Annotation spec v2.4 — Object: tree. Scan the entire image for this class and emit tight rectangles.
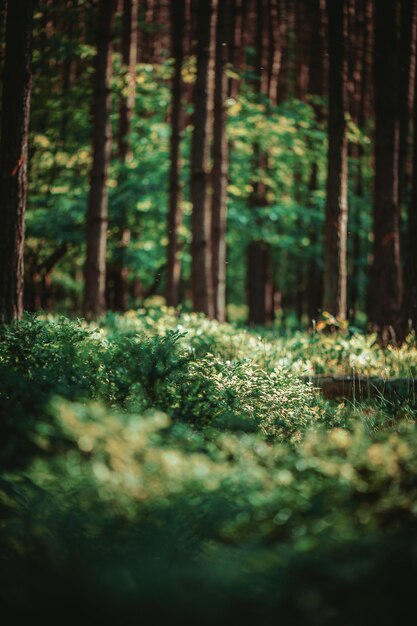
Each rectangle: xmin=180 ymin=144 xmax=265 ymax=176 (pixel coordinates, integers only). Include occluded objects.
xmin=84 ymin=0 xmax=117 ymax=319
xmin=247 ymin=0 xmax=276 ymax=326
xmin=0 ymin=0 xmax=36 ymax=323
xmin=405 ymin=0 xmax=417 ymax=332
xmin=306 ymin=0 xmax=326 ymax=324
xmin=347 ymin=0 xmax=373 ymax=322
xmin=322 ymin=0 xmax=348 ymax=319
xmin=211 ymin=0 xmax=230 ymax=322
xmin=190 ymin=0 xmax=217 ymax=316
xmin=371 ymin=0 xmax=402 ymax=341
xmin=166 ymin=0 xmax=186 ymax=308
xmin=398 ymin=0 xmax=416 ymax=211
xmin=112 ymin=0 xmax=139 ymax=311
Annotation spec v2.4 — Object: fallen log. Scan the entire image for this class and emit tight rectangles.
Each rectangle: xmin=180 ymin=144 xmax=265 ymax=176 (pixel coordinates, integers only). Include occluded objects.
xmin=300 ymin=375 xmax=417 ymax=401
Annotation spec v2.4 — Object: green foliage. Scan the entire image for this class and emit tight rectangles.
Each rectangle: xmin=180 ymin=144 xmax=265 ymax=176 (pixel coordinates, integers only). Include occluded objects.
xmin=1 ymin=315 xmax=417 ymax=619
xmin=1 ymin=395 xmax=417 ymax=621
xmin=26 ymin=33 xmax=375 ymax=313
xmin=103 ymin=307 xmax=417 ymax=377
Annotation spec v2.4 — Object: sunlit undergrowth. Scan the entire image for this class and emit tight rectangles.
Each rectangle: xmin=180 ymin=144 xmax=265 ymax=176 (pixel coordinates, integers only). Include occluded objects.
xmin=102 ymin=307 xmax=417 ymax=377
xmin=1 ymin=312 xmax=417 ymax=621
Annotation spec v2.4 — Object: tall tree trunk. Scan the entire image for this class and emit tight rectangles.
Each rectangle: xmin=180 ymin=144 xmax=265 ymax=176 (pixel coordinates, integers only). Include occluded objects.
xmin=113 ymin=0 xmax=138 ymax=312
xmin=190 ymin=0 xmax=217 ymax=316
xmin=166 ymin=0 xmax=186 ymax=307
xmin=228 ymin=0 xmax=245 ymax=99
xmin=322 ymin=0 xmax=348 ymax=319
xmin=0 ymin=0 xmax=35 ymax=323
xmin=84 ymin=0 xmax=117 ymax=319
xmin=372 ymin=0 xmax=403 ymax=341
xmin=0 ymin=0 xmax=8 ymax=130
xmin=405 ymin=0 xmax=417 ymax=332
xmin=211 ymin=0 xmax=229 ymax=322
xmin=247 ymin=0 xmax=274 ymax=326
xmin=398 ymin=0 xmax=417 ymax=210
xmin=306 ymin=0 xmax=325 ymax=325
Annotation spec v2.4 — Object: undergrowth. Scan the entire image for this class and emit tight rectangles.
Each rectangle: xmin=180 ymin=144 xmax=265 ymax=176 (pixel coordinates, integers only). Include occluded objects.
xmin=1 ymin=311 xmax=417 ymax=623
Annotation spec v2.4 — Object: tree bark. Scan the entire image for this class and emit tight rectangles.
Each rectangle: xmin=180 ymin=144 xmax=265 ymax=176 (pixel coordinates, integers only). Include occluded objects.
xmin=211 ymin=0 xmax=229 ymax=322
xmin=247 ymin=241 xmax=274 ymax=326
xmin=84 ymin=0 xmax=117 ymax=319
xmin=0 ymin=0 xmax=8 ymax=130
xmin=306 ymin=0 xmax=325 ymax=325
xmin=227 ymin=0 xmax=245 ymax=99
xmin=246 ymin=0 xmax=275 ymax=326
xmin=112 ymin=0 xmax=138 ymax=312
xmin=0 ymin=0 xmax=35 ymax=323
xmin=398 ymin=0 xmax=417 ymax=210
xmin=406 ymin=1 xmax=417 ymax=332
xmin=166 ymin=0 xmax=186 ymax=308
xmin=190 ymin=0 xmax=217 ymax=316
xmin=371 ymin=0 xmax=403 ymax=341
xmin=322 ymin=0 xmax=348 ymax=319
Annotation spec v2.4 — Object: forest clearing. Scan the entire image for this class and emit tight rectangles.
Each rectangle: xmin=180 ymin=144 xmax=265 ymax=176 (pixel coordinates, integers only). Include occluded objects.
xmin=1 ymin=0 xmax=417 ymax=622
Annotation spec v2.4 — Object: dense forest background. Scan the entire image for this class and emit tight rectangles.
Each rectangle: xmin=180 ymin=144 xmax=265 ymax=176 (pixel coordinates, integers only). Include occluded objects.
xmin=0 ymin=0 xmax=416 ymax=338
xmin=3 ymin=2 xmax=417 ymax=620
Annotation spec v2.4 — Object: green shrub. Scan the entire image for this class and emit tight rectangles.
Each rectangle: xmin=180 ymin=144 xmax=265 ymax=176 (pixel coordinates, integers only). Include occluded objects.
xmin=2 ymin=311 xmax=417 ymax=621
xmin=1 ymin=399 xmax=417 ymax=622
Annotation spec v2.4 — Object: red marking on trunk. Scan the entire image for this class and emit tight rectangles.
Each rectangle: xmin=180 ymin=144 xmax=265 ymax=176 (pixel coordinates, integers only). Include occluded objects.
xmin=381 ymin=232 xmax=396 ymax=247
xmin=11 ymin=156 xmax=25 ymax=176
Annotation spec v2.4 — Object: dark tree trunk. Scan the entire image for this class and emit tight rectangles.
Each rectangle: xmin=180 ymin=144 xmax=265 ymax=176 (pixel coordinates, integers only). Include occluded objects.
xmin=190 ymin=0 xmax=217 ymax=316
xmin=247 ymin=0 xmax=274 ymax=326
xmin=112 ymin=0 xmax=138 ymax=312
xmin=348 ymin=0 xmax=371 ymax=322
xmin=84 ymin=0 xmax=117 ymax=319
xmin=371 ymin=0 xmax=403 ymax=341
xmin=247 ymin=241 xmax=274 ymax=326
xmin=398 ymin=0 xmax=417 ymax=210
xmin=322 ymin=0 xmax=348 ymax=319
xmin=0 ymin=0 xmax=35 ymax=323
xmin=211 ymin=0 xmax=229 ymax=322
xmin=406 ymin=1 xmax=417 ymax=332
xmin=306 ymin=0 xmax=325 ymax=325
xmin=228 ymin=0 xmax=246 ymax=99
xmin=308 ymin=0 xmax=326 ymax=103
xmin=166 ymin=0 xmax=186 ymax=308
xmin=0 ymin=0 xmax=8 ymax=127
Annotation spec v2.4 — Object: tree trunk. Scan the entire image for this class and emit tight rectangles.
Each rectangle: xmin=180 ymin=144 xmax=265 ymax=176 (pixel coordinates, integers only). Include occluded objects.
xmin=398 ymin=0 xmax=417 ymax=210
xmin=166 ymin=0 xmax=186 ymax=308
xmin=190 ymin=0 xmax=217 ymax=316
xmin=406 ymin=1 xmax=417 ymax=332
xmin=247 ymin=0 xmax=275 ymax=326
xmin=305 ymin=0 xmax=325 ymax=325
xmin=84 ymin=0 xmax=117 ymax=319
xmin=112 ymin=0 xmax=138 ymax=312
xmin=211 ymin=0 xmax=229 ymax=322
xmin=372 ymin=0 xmax=403 ymax=341
xmin=0 ymin=0 xmax=35 ymax=323
xmin=228 ymin=0 xmax=245 ymax=99
xmin=322 ymin=0 xmax=348 ymax=319
xmin=0 ymin=0 xmax=8 ymax=129
xmin=247 ymin=241 xmax=274 ymax=326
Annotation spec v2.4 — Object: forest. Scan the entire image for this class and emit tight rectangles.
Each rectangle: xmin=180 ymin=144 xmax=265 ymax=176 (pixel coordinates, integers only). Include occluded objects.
xmin=1 ymin=0 xmax=417 ymax=622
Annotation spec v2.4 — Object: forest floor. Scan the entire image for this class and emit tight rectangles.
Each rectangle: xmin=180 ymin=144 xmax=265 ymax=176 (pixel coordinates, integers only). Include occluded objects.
xmin=1 ymin=308 xmax=417 ymax=623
